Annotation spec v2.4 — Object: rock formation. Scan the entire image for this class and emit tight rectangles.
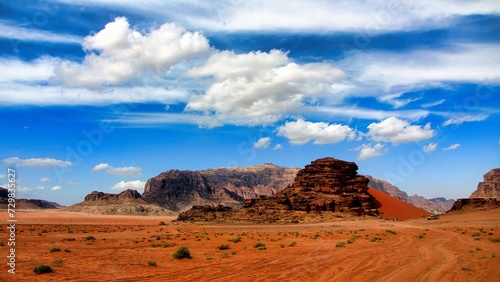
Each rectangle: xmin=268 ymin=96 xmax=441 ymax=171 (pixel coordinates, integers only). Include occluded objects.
xmin=366 ymin=176 xmax=454 ymax=213
xmin=449 ymin=168 xmax=500 ymax=212
xmin=0 ymin=187 xmax=60 ymax=209
xmin=68 ymin=189 xmax=174 ymax=215
xmin=470 ymin=168 xmax=500 ymax=198
xmin=142 ymin=170 xmax=242 ymax=212
xmin=177 ymin=157 xmax=379 ymax=223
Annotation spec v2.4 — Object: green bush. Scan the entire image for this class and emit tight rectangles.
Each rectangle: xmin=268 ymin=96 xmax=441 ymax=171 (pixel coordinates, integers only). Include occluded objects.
xmin=147 ymin=260 xmax=157 ymax=266
xmin=289 ymin=241 xmax=297 ymax=247
xmin=85 ymin=236 xmax=95 ymax=241
xmin=173 ymin=246 xmax=192 ymax=259
xmin=218 ymin=244 xmax=230 ymax=250
xmin=490 ymin=238 xmax=500 ymax=242
xmin=253 ymin=242 xmax=266 ymax=248
xmin=336 ymin=242 xmax=346 ymax=248
xmin=49 ymin=247 xmax=61 ymax=253
xmin=34 ymin=265 xmax=53 ymax=274
xmin=229 ymin=237 xmax=242 ymax=243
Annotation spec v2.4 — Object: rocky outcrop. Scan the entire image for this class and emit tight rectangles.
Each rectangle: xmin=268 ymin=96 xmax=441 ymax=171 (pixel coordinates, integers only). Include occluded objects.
xmin=177 ymin=157 xmax=379 ymax=223
xmin=449 ymin=198 xmax=500 ymax=212
xmin=449 ymin=168 xmax=500 ymax=212
xmin=0 ymin=187 xmax=61 ymax=209
xmin=201 ymin=164 xmax=299 ymax=199
xmin=142 ymin=170 xmax=242 ymax=212
xmin=68 ymin=189 xmax=174 ymax=215
xmin=470 ymin=168 xmax=500 ymax=198
xmin=366 ymin=176 xmax=454 ymax=214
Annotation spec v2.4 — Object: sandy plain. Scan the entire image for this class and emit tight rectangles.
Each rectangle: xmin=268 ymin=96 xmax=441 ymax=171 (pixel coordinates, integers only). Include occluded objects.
xmin=0 ymin=209 xmax=499 ymax=282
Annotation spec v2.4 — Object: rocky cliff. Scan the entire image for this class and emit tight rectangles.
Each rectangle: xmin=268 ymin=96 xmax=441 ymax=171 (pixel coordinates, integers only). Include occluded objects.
xmin=449 ymin=168 xmax=500 ymax=212
xmin=470 ymin=168 xmax=500 ymax=198
xmin=68 ymin=189 xmax=174 ymax=215
xmin=177 ymin=157 xmax=379 ymax=223
xmin=366 ymin=176 xmax=454 ymax=214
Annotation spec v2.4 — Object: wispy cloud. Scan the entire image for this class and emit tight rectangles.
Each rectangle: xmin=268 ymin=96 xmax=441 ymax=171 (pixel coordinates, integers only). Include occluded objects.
xmin=423 ymin=142 xmax=438 ymax=153
xmin=0 ymin=21 xmax=82 ymax=44
xmin=443 ymin=143 xmax=461 ymax=151
xmin=91 ymin=163 xmax=142 ymax=176
xmin=253 ymin=137 xmax=271 ymax=150
xmin=51 ymin=185 xmax=62 ymax=191
xmin=3 ymin=157 xmax=71 ymax=168
xmin=443 ymin=114 xmax=489 ymax=127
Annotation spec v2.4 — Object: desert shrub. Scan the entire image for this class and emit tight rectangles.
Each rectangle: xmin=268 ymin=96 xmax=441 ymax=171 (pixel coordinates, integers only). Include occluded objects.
xmin=258 ymin=246 xmax=267 ymax=250
xmin=229 ymin=237 xmax=241 ymax=243
xmin=220 ymin=252 xmax=229 ymax=258
xmin=173 ymin=246 xmax=192 ymax=259
xmin=371 ymin=237 xmax=382 ymax=242
xmin=490 ymin=238 xmax=500 ymax=242
xmin=206 ymin=256 xmax=214 ymax=260
xmin=289 ymin=241 xmax=297 ymax=247
xmin=0 ymin=242 xmax=4 ymax=246
xmin=159 ymin=221 xmax=166 ymax=226
xmin=85 ymin=236 xmax=95 ymax=241
xmin=279 ymin=243 xmax=285 ymax=248
xmin=461 ymin=264 xmax=471 ymax=271
xmin=147 ymin=260 xmax=157 ymax=266
xmin=64 ymin=248 xmax=71 ymax=253
xmin=386 ymin=230 xmax=397 ymax=235
xmin=52 ymin=259 xmax=63 ymax=266
xmin=253 ymin=242 xmax=266 ymax=248
xmin=231 ymin=251 xmax=237 ymax=255
xmin=218 ymin=244 xmax=230 ymax=250
xmin=336 ymin=242 xmax=346 ymax=248
xmin=34 ymin=265 xmax=53 ymax=274
xmin=49 ymin=247 xmax=61 ymax=253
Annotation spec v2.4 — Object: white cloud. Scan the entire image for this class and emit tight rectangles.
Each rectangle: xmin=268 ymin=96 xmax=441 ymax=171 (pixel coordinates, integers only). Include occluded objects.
xmin=0 ymin=21 xmax=82 ymax=44
xmin=273 ymin=144 xmax=283 ymax=150
xmin=73 ymin=0 xmax=500 ymax=33
xmin=0 ymin=174 xmax=5 ymax=179
xmin=253 ymin=137 xmax=271 ymax=150
xmin=111 ymin=180 xmax=146 ymax=193
xmin=366 ymin=117 xmax=434 ymax=145
xmin=3 ymin=157 xmax=71 ymax=168
xmin=55 ymin=17 xmax=209 ymax=88
xmin=443 ymin=114 xmax=489 ymax=127
xmin=51 ymin=186 xmax=62 ymax=191
xmin=357 ymin=143 xmax=385 ymax=160
xmin=423 ymin=143 xmax=438 ymax=153
xmin=277 ymin=119 xmax=356 ymax=145
xmin=40 ymin=177 xmax=51 ymax=183
xmin=186 ymin=50 xmax=346 ymax=126
xmin=91 ymin=163 xmax=142 ymax=176
xmin=443 ymin=143 xmax=461 ymax=151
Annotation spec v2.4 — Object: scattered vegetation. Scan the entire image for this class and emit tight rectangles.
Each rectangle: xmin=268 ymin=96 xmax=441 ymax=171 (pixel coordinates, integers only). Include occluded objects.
xmin=218 ymin=244 xmax=230 ymax=250
xmin=490 ymin=238 xmax=500 ymax=242
xmin=289 ymin=241 xmax=297 ymax=247
xmin=52 ymin=259 xmax=63 ymax=266
xmin=84 ymin=236 xmax=96 ymax=241
xmin=253 ymin=242 xmax=266 ymax=248
xmin=336 ymin=242 xmax=346 ymax=248
xmin=33 ymin=265 xmax=53 ymax=274
xmin=427 ymin=215 xmax=440 ymax=220
xmin=371 ymin=237 xmax=382 ymax=242
xmin=279 ymin=243 xmax=285 ymax=248
xmin=147 ymin=260 xmax=157 ymax=266
xmin=386 ymin=230 xmax=397 ymax=235
xmin=220 ymin=252 xmax=229 ymax=258
xmin=172 ymin=246 xmax=192 ymax=259
xmin=206 ymin=256 xmax=214 ymax=261
xmin=461 ymin=264 xmax=471 ymax=271
xmin=229 ymin=237 xmax=242 ymax=243
xmin=49 ymin=247 xmax=61 ymax=253
xmin=64 ymin=248 xmax=71 ymax=253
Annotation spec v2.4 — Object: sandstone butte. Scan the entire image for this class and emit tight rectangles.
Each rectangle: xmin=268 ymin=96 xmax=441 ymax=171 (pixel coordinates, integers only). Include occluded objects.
xmin=449 ymin=168 xmax=500 ymax=212
xmin=177 ymin=157 xmax=431 ymax=223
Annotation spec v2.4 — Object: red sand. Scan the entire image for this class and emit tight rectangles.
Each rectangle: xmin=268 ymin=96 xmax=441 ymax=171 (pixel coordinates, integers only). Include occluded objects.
xmin=368 ymin=187 xmax=432 ymax=220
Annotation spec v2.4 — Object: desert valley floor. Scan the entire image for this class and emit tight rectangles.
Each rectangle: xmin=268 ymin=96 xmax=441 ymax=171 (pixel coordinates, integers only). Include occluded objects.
xmin=0 ymin=209 xmax=499 ymax=281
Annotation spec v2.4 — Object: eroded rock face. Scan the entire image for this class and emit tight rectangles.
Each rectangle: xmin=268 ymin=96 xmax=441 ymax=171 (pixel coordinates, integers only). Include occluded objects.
xmin=470 ymin=168 xmax=500 ymax=198
xmin=84 ymin=189 xmax=144 ymax=203
xmin=449 ymin=198 xmax=500 ymax=212
xmin=248 ymin=157 xmax=378 ymax=214
xmin=177 ymin=157 xmax=379 ymax=223
xmin=142 ymin=170 xmax=242 ymax=212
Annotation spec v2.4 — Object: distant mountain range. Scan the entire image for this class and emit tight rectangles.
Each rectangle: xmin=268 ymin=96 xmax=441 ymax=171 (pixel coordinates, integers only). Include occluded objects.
xmin=0 ymin=187 xmax=62 ymax=209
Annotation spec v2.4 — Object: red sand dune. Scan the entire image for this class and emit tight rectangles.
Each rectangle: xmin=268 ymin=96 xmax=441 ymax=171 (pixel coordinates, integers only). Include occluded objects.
xmin=368 ymin=187 xmax=432 ymax=220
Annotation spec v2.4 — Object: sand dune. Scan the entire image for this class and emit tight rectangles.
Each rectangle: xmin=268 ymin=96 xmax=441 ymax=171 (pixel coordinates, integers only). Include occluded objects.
xmin=368 ymin=187 xmax=432 ymax=220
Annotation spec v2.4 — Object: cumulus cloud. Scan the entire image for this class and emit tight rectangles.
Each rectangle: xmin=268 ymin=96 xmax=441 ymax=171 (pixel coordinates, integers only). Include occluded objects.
xmin=40 ymin=177 xmax=51 ymax=183
xmin=91 ymin=163 xmax=142 ymax=176
xmin=443 ymin=143 xmax=460 ymax=151
xmin=276 ymin=119 xmax=356 ymax=145
xmin=186 ymin=50 xmax=346 ymax=126
xmin=423 ymin=143 xmax=438 ymax=153
xmin=253 ymin=137 xmax=272 ymax=149
xmin=366 ymin=117 xmax=434 ymax=145
xmin=273 ymin=144 xmax=283 ymax=150
xmin=55 ymin=17 xmax=209 ymax=88
xmin=443 ymin=114 xmax=489 ymax=127
xmin=51 ymin=185 xmax=62 ymax=191
xmin=356 ymin=143 xmax=385 ymax=160
xmin=3 ymin=157 xmax=71 ymax=168
xmin=111 ymin=180 xmax=146 ymax=192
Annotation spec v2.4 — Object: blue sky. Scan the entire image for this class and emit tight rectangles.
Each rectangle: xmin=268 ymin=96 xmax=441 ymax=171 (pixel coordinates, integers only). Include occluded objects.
xmin=1 ymin=0 xmax=499 ymax=205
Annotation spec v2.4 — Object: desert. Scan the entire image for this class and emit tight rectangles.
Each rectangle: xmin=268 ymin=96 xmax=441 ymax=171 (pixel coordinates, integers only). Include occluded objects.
xmin=0 ymin=208 xmax=498 ymax=281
